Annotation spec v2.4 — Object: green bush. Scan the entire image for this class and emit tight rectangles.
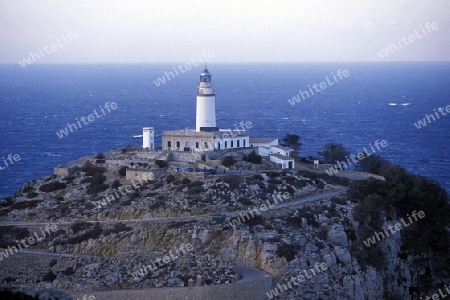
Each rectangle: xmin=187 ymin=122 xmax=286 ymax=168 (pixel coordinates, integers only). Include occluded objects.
xmin=26 ymin=192 xmax=38 ymax=199
xmin=81 ymin=164 xmax=105 ymax=176
xmin=166 ymin=174 xmax=176 ymax=184
xmin=243 ymin=151 xmax=262 ymax=164
xmin=62 ymin=267 xmax=75 ymax=276
xmin=11 ymin=200 xmax=42 ymax=210
xmin=71 ymin=221 xmax=93 ymax=234
xmin=222 ymin=156 xmax=236 ymax=168
xmin=118 ymin=166 xmax=127 ymax=176
xmin=86 ymin=183 xmax=109 ymax=195
xmin=39 ymin=182 xmax=66 ymax=193
xmin=48 ymin=259 xmax=58 ymax=267
xmin=42 ymin=271 xmax=57 ymax=282
xmin=155 ymin=160 xmax=169 ymax=168
xmin=111 ymin=179 xmax=121 ymax=189
xmin=67 ymin=224 xmax=102 ymax=244
xmin=276 ymin=242 xmax=297 ymax=262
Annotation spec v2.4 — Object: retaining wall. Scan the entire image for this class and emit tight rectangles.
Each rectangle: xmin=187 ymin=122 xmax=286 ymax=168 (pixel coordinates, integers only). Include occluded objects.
xmin=71 ymin=267 xmax=271 ymax=300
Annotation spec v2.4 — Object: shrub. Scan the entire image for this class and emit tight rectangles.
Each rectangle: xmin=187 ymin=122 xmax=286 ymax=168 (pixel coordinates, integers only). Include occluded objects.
xmin=86 ymin=184 xmax=109 ymax=195
xmin=330 ymin=196 xmax=347 ymax=205
xmin=268 ymin=178 xmax=282 ymax=185
xmin=246 ymin=215 xmax=264 ymax=226
xmin=286 ymin=216 xmax=302 ymax=228
xmin=63 ymin=175 xmax=76 ymax=183
xmin=71 ymin=221 xmax=93 ymax=234
xmin=243 ymin=151 xmax=262 ymax=164
xmin=48 ymin=259 xmax=58 ymax=267
xmin=265 ymin=171 xmax=280 ymax=178
xmin=11 ymin=200 xmax=42 ymax=210
xmin=317 ymin=226 xmax=328 ymax=240
xmin=39 ymin=182 xmax=66 ymax=193
xmin=222 ymin=156 xmax=236 ymax=168
xmin=111 ymin=179 xmax=121 ymax=189
xmin=26 ymin=192 xmax=38 ymax=199
xmin=166 ymin=174 xmax=176 ymax=184
xmin=0 ymin=226 xmax=29 ymax=239
xmin=42 ymin=271 xmax=57 ymax=282
xmin=62 ymin=267 xmax=75 ymax=276
xmin=109 ymin=222 xmax=132 ymax=234
xmin=316 ymin=181 xmax=325 ymax=190
xmin=22 ymin=186 xmax=35 ymax=194
xmin=81 ymin=163 xmax=105 ymax=176
xmin=222 ymin=175 xmax=241 ymax=190
xmin=238 ymin=198 xmax=253 ymax=206
xmin=96 ymin=159 xmax=106 ymax=164
xmin=0 ymin=197 xmax=14 ymax=207
xmin=251 ymin=174 xmax=264 ymax=181
xmin=118 ymin=166 xmax=127 ymax=176
xmin=96 ymin=153 xmax=105 ymax=159
xmin=181 ymin=178 xmax=191 ymax=184
xmin=155 ymin=160 xmax=169 ymax=168
xmin=276 ymin=242 xmax=297 ymax=261
xmin=67 ymin=224 xmax=102 ymax=244
xmin=149 ymin=200 xmax=163 ymax=210
xmin=90 ymin=173 xmax=106 ymax=185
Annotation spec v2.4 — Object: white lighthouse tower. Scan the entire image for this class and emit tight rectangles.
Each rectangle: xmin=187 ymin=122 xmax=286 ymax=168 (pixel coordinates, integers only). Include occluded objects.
xmin=196 ymin=67 xmax=217 ymax=132
xmin=142 ymin=127 xmax=154 ymax=150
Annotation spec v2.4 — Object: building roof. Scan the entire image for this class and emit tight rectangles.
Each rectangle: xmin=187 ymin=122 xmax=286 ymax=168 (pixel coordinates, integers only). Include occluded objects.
xmin=270 ymin=153 xmax=294 ymax=161
xmin=250 ymin=138 xmax=278 ymax=144
xmin=271 ymin=145 xmax=293 ymax=151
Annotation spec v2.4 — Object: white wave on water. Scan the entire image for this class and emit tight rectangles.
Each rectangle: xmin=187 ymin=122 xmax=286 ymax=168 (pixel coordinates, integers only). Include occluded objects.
xmin=43 ymin=152 xmax=61 ymax=157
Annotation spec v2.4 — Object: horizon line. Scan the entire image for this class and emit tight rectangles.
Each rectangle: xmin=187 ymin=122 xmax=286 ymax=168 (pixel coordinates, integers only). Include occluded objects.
xmin=2 ymin=61 xmax=450 ymax=65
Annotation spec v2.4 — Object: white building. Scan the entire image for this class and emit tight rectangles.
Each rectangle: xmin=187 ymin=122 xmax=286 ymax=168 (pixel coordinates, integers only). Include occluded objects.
xmin=250 ymin=138 xmax=278 ymax=148
xmin=270 ymin=153 xmax=295 ymax=169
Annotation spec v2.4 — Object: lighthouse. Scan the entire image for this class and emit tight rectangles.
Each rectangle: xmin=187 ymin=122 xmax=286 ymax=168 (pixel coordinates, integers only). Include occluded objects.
xmin=196 ymin=67 xmax=218 ymax=132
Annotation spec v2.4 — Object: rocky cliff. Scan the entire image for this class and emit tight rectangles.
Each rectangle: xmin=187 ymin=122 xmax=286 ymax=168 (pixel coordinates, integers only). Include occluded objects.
xmin=0 ymin=148 xmax=448 ymax=299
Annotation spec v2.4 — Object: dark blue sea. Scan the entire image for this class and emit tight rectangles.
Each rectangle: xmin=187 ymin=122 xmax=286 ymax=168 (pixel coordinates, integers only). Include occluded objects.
xmin=0 ymin=62 xmax=449 ymax=198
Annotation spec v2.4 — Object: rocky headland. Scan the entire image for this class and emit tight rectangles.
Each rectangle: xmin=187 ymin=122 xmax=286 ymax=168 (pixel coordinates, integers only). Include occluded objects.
xmin=0 ymin=147 xmax=449 ymax=299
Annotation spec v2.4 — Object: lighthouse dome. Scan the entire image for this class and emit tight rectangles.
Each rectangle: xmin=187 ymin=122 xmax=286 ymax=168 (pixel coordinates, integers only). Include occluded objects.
xmin=200 ymin=68 xmax=210 ymax=76
xmin=199 ymin=67 xmax=212 ymax=83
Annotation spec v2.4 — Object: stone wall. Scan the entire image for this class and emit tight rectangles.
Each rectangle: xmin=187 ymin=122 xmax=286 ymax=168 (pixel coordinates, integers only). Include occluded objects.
xmin=169 ymin=151 xmax=203 ymax=163
xmin=71 ymin=267 xmax=271 ymax=300
xmin=54 ymin=166 xmax=78 ymax=177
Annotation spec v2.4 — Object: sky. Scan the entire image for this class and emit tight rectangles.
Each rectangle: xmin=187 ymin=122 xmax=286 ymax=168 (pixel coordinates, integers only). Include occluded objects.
xmin=1 ymin=0 xmax=449 ymax=63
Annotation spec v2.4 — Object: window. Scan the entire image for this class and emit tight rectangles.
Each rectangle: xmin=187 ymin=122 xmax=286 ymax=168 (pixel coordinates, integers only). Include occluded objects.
xmin=167 ymin=141 xmax=171 ymax=148
xmin=176 ymin=141 xmax=180 ymax=148
xmin=204 ymin=142 xmax=208 ymax=149
xmin=244 ymin=140 xmax=246 ymax=147
xmin=225 ymin=141 xmax=227 ymax=148
xmin=237 ymin=140 xmax=240 ymax=147
xmin=231 ymin=141 xmax=234 ymax=147
xmin=196 ymin=142 xmax=199 ymax=148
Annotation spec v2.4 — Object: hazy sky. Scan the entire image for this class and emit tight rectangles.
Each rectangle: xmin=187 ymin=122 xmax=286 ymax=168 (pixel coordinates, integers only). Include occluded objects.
xmin=1 ymin=0 xmax=449 ymax=63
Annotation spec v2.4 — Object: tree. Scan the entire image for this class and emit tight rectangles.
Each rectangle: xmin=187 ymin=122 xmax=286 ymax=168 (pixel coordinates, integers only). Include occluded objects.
xmin=317 ymin=143 xmax=349 ymax=164
xmin=282 ymin=134 xmax=302 ymax=151
xmin=222 ymin=156 xmax=236 ymax=168
xmin=357 ymin=154 xmax=391 ymax=174
xmin=243 ymin=151 xmax=262 ymax=164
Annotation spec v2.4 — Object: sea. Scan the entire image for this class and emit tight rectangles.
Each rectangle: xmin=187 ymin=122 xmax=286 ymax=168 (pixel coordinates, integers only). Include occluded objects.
xmin=0 ymin=62 xmax=449 ymax=198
